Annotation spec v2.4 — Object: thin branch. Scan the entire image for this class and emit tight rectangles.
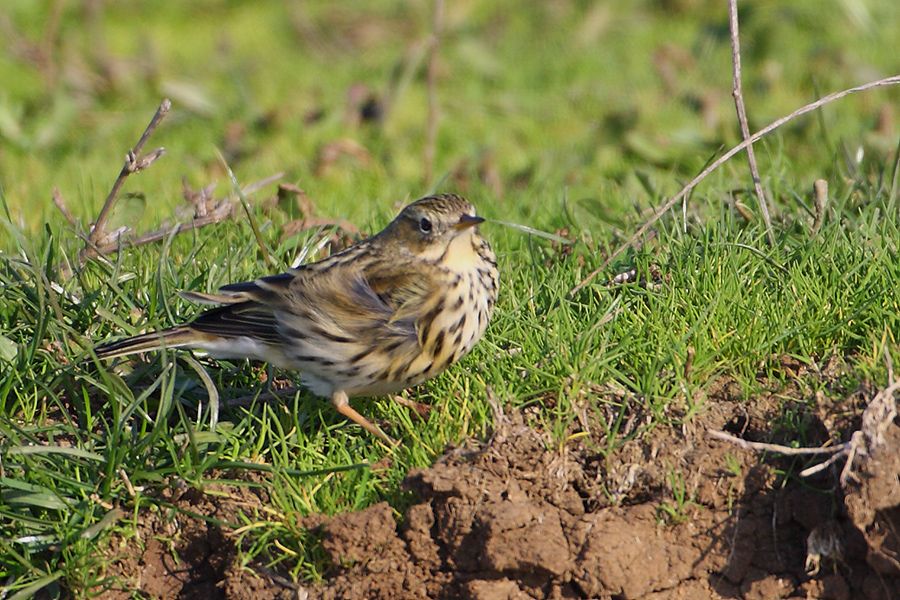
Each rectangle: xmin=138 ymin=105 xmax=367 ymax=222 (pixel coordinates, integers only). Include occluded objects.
xmin=90 ymin=173 xmax=282 ymax=256
xmin=728 ymin=0 xmax=774 ymax=245
xmin=85 ymin=98 xmax=171 ymax=256
xmin=85 ymin=176 xmax=278 ymax=256
xmin=798 ymin=447 xmax=848 ymax=478
xmin=51 ymin=187 xmax=79 ymax=230
xmin=93 ymin=208 xmax=232 ymax=255
xmin=570 ymin=74 xmax=900 ymax=295
xmin=709 ymin=373 xmax=899 ymax=485
xmin=423 ymin=0 xmax=444 ymax=186
xmin=706 ymin=429 xmax=848 ymax=456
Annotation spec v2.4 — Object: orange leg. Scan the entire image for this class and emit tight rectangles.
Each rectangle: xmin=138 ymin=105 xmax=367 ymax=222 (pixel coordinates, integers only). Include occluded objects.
xmin=331 ymin=390 xmax=398 ymax=446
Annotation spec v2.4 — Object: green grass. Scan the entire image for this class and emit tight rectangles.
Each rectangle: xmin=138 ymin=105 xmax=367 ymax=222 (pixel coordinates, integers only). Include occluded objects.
xmin=1 ymin=0 xmax=899 ymax=596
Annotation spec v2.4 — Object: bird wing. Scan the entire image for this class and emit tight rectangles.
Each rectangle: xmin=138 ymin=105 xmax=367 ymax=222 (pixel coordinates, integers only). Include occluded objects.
xmin=179 ymin=231 xmax=441 ymax=349
xmin=289 ymin=261 xmax=437 ymax=342
xmin=361 ymin=268 xmax=434 ymax=327
xmin=184 ymin=259 xmax=436 ymax=345
xmin=189 ymin=301 xmax=282 ymax=343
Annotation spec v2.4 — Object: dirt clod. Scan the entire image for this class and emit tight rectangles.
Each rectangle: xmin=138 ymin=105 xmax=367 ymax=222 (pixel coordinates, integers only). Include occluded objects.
xmin=844 ymin=414 xmax=900 ymax=579
xmin=98 ymin=377 xmax=900 ymax=599
xmin=307 ymin=385 xmax=899 ymax=599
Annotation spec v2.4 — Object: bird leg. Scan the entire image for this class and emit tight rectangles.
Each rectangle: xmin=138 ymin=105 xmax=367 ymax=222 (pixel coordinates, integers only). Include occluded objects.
xmin=331 ymin=390 xmax=398 ymax=446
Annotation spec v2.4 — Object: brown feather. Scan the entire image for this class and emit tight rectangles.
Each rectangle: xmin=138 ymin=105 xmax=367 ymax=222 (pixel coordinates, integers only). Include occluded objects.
xmin=94 ymin=326 xmax=203 ymax=359
xmin=190 ymin=302 xmax=282 ymax=343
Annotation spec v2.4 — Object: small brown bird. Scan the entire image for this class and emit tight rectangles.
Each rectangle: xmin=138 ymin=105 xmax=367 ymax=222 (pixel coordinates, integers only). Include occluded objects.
xmin=95 ymin=194 xmax=499 ymax=444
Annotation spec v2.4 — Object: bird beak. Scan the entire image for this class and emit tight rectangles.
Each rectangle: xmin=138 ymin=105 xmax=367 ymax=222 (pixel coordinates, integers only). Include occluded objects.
xmin=454 ymin=214 xmax=485 ymax=230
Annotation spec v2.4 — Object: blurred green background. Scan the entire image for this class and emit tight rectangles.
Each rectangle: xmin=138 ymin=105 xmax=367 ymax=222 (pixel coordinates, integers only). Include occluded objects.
xmin=1 ymin=0 xmax=897 ymax=239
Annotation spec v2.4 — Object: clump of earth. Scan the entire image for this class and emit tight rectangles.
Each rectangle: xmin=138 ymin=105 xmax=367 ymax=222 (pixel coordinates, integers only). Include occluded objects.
xmin=98 ymin=373 xmax=900 ymax=599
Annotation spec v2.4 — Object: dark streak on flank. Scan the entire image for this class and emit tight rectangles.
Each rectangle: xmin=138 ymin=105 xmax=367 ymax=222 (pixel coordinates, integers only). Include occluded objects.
xmin=350 ymin=348 xmax=371 ymax=364
xmin=441 ymin=355 xmax=458 ymax=374
xmin=383 ymin=338 xmax=405 ymax=353
xmin=309 ymin=326 xmax=354 ymax=344
xmin=281 ymin=325 xmax=310 ymax=340
xmin=453 ymin=329 xmax=464 ymax=350
xmin=431 ymin=329 xmax=446 ymax=358
xmin=449 ymin=313 xmax=467 ymax=335
xmin=293 ymin=353 xmax=335 ymax=367
xmin=418 ymin=298 xmax=446 ymax=347
xmin=418 ymin=360 xmax=435 ymax=377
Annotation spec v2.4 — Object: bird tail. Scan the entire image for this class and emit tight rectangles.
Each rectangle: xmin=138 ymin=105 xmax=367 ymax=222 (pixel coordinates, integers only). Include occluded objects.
xmin=94 ymin=326 xmax=201 ymax=360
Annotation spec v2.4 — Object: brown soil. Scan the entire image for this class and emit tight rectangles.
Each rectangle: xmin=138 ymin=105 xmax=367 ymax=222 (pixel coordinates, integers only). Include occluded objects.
xmin=96 ymin=375 xmax=900 ymax=600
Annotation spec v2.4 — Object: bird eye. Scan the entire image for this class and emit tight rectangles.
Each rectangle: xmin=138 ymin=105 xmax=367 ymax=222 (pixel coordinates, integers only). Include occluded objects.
xmin=419 ymin=217 xmax=433 ymax=233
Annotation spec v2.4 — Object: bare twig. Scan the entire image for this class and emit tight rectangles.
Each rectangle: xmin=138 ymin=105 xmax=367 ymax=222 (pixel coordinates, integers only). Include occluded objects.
xmin=728 ymin=0 xmax=774 ymax=245
xmin=798 ymin=448 xmax=848 ymax=478
xmin=94 ymin=212 xmax=225 ymax=256
xmin=709 ymin=368 xmax=899 ymax=485
xmin=570 ymin=74 xmax=900 ymax=295
xmin=706 ymin=429 xmax=848 ymax=456
xmin=90 ymin=174 xmax=282 ymax=256
xmin=51 ymin=187 xmax=79 ymax=230
xmin=84 ymin=98 xmax=171 ymax=259
xmin=811 ymin=179 xmax=829 ymax=235
xmin=684 ymin=346 xmax=695 ymax=380
xmin=423 ymin=0 xmax=444 ymax=186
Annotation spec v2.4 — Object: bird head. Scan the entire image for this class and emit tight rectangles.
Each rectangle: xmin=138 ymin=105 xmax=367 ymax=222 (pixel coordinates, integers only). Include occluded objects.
xmin=383 ymin=194 xmax=485 ymax=261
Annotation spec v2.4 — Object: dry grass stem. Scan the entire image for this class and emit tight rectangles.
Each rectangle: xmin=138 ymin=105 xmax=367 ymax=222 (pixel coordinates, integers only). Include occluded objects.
xmin=241 ymin=172 xmax=285 ymax=196
xmin=811 ymin=179 xmax=829 ymax=234
xmin=51 ymin=187 xmax=79 ymax=230
xmin=218 ymin=151 xmax=277 ymax=269
xmin=423 ymin=0 xmax=444 ymax=186
xmin=728 ymin=0 xmax=775 ymax=245
xmin=706 ymin=429 xmax=848 ymax=456
xmin=570 ymin=74 xmax=900 ymax=295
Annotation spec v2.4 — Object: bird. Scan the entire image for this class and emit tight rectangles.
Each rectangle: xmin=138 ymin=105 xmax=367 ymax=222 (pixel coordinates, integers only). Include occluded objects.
xmin=94 ymin=193 xmax=499 ymax=445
